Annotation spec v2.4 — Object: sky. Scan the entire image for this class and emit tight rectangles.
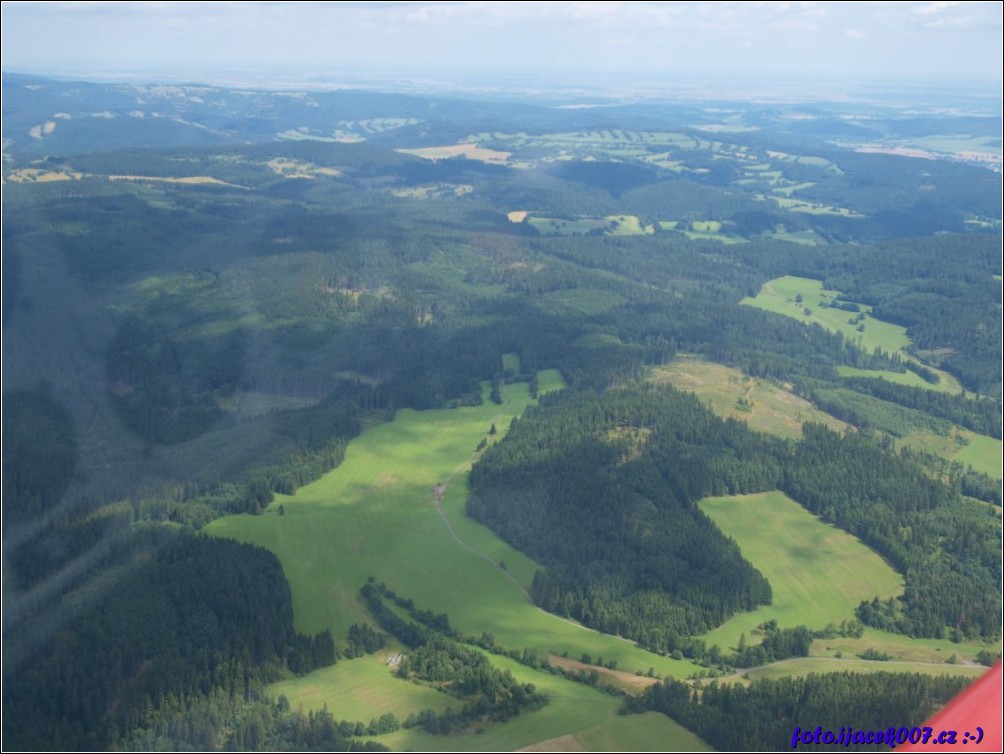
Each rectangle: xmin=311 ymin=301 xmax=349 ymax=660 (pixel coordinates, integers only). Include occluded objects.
xmin=1 ymin=1 xmax=1002 ymax=88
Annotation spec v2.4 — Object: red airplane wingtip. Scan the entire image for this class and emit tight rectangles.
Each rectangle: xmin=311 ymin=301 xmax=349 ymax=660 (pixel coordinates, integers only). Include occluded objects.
xmin=899 ymin=661 xmax=1002 ymax=752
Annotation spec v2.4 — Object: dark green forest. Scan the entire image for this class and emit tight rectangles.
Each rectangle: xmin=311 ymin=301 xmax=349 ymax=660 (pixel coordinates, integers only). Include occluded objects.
xmin=2 ymin=73 xmax=1000 ymax=751
xmin=3 ymin=532 xmax=345 ymax=751
xmin=623 ymin=673 xmax=973 ymax=751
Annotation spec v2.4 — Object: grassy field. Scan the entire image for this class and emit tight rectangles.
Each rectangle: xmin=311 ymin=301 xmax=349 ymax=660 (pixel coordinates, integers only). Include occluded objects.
xmin=883 ymin=134 xmax=1002 ymax=159
xmin=269 ymin=630 xmax=710 ymax=752
xmin=813 ymin=382 xmax=1001 ymax=478
xmin=808 ymin=626 xmax=1002 ymax=666
xmin=217 ymin=391 xmax=319 ymax=419
xmin=836 ymin=366 xmax=949 ymax=390
xmin=569 ymin=711 xmax=710 ymax=752
xmin=743 ymin=276 xmax=962 ymax=392
xmin=526 ymin=214 xmax=653 ymax=237
xmin=743 ymin=657 xmax=987 ymax=682
xmin=374 ymin=653 xmax=712 ymax=752
xmin=763 ymin=226 xmax=823 ymax=245
xmin=697 ymin=492 xmax=903 ymax=651
xmin=895 ymin=427 xmax=1002 ymax=480
xmin=651 ymin=357 xmax=848 ymax=441
xmin=742 ymin=276 xmax=910 ymax=353
xmin=697 ymin=491 xmax=1000 ymax=679
xmin=660 ymin=220 xmax=745 ymax=244
xmin=954 ymin=432 xmax=1003 ymax=478
xmin=653 ymin=355 xmax=1000 ymax=487
xmin=207 ymin=371 xmax=703 ymax=689
xmin=502 ymin=351 xmax=522 ymax=374
xmin=766 ymin=194 xmax=864 ymax=217
xmin=270 ymin=649 xmax=456 ymax=721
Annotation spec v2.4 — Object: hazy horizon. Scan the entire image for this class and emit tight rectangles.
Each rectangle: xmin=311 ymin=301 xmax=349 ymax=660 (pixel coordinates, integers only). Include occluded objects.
xmin=2 ymin=1 xmax=1001 ymax=98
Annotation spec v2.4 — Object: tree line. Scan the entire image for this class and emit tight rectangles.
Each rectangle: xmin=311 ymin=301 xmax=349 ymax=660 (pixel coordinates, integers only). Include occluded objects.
xmin=623 ymin=672 xmax=973 ymax=752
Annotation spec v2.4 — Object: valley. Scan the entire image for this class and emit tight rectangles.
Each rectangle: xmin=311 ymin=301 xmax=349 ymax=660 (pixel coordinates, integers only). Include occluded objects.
xmin=2 ymin=66 xmax=1000 ymax=752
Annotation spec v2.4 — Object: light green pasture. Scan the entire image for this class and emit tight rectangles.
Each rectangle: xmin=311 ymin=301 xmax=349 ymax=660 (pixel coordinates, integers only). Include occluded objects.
xmin=954 ymin=432 xmax=1003 ymax=478
xmin=698 ymin=492 xmax=903 ymax=652
xmin=744 ymin=657 xmax=987 ymax=682
xmin=744 ymin=277 xmax=973 ymax=393
xmin=207 ymin=373 xmax=703 ymax=686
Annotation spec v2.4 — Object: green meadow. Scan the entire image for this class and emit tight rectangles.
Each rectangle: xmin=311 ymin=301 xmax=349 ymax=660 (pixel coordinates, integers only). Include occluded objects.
xmin=809 ymin=626 xmax=1002 ymax=666
xmin=766 ymin=194 xmax=864 ymax=217
xmin=954 ymin=432 xmax=1003 ymax=478
xmin=697 ymin=492 xmax=999 ymax=677
xmin=270 ymin=650 xmax=455 ymax=722
xmin=273 ymin=649 xmax=711 ymax=751
xmin=742 ymin=276 xmax=910 ymax=353
xmin=378 ymin=652 xmax=711 ymax=752
xmin=697 ymin=492 xmax=903 ymax=651
xmin=763 ymin=226 xmax=824 ymax=245
xmin=894 ymin=427 xmax=1002 ymax=481
xmin=207 ymin=371 xmax=703 ymax=688
xmin=836 ymin=366 xmax=947 ymax=390
xmin=743 ymin=276 xmax=962 ymax=392
xmin=660 ymin=220 xmax=744 ymax=244
xmin=888 ymin=134 xmax=1002 ymax=158
xmin=743 ymin=657 xmax=986 ymax=683
xmin=526 ymin=214 xmax=654 ymax=237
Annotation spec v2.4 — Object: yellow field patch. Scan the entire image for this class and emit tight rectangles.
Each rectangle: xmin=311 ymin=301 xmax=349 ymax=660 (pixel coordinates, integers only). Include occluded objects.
xmin=397 ymin=142 xmax=512 ymax=165
xmin=507 ymin=210 xmax=528 ymax=223
xmin=108 ymin=175 xmax=247 ymax=188
xmin=4 ymin=169 xmax=83 ymax=183
xmin=855 ymin=145 xmax=937 ymax=160
xmin=650 ymin=357 xmax=849 ymax=440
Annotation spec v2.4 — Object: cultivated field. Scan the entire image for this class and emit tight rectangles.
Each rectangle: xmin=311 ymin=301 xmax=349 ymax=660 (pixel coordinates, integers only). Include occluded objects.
xmin=396 ymin=143 xmax=512 ymax=164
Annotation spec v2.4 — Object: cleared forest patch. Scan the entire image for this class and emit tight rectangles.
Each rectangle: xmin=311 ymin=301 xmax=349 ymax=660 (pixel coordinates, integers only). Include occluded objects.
xmin=651 ymin=357 xmax=848 ymax=440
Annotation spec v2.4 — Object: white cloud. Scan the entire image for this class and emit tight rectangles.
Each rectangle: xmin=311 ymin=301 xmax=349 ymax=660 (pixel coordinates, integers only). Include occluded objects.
xmin=912 ymin=1 xmax=962 ymax=16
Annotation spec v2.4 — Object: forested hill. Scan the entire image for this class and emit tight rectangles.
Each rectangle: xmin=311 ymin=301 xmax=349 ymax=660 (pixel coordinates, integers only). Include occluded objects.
xmin=470 ymin=386 xmax=1001 ymax=645
xmin=469 ymin=386 xmax=779 ymax=642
